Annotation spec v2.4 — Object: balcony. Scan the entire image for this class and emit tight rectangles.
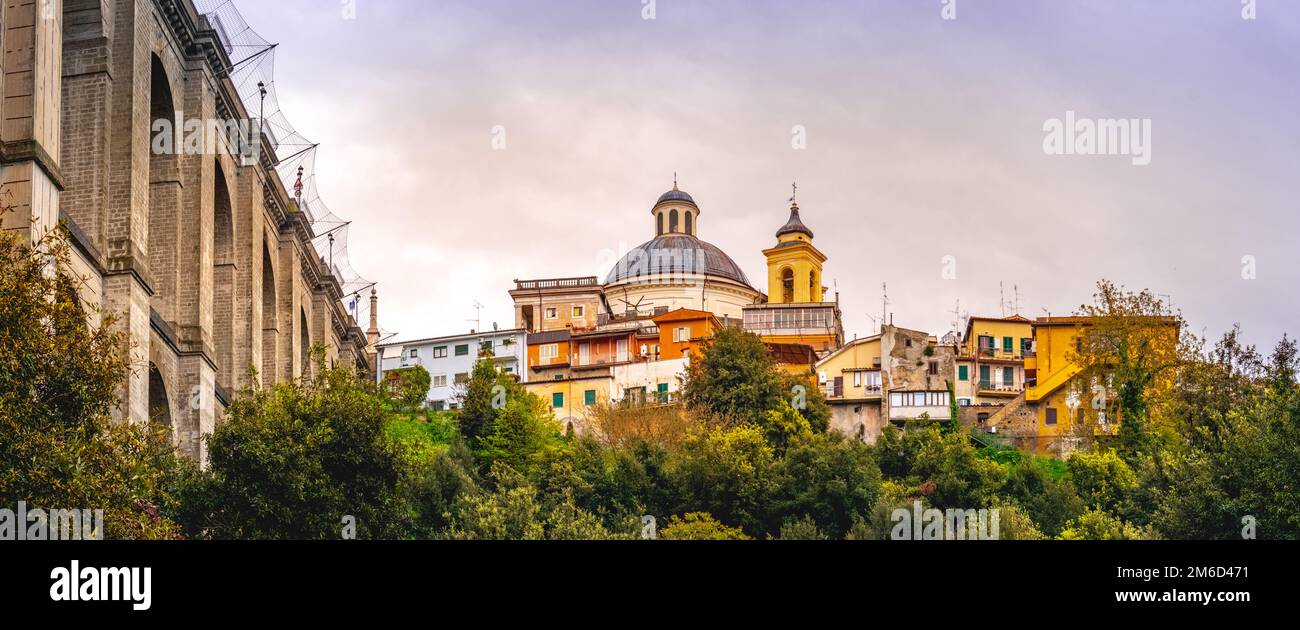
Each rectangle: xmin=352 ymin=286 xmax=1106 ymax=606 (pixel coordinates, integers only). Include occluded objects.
xmin=978 ymin=381 xmax=1024 ymax=396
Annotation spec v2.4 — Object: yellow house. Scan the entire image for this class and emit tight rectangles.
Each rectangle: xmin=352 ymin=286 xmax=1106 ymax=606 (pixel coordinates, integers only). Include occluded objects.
xmin=990 ymin=315 xmax=1179 ymax=455
xmin=955 ymin=315 xmax=1034 ymax=406
xmin=524 ymin=374 xmax=612 ymax=435
xmin=814 ymin=335 xmax=884 ymax=442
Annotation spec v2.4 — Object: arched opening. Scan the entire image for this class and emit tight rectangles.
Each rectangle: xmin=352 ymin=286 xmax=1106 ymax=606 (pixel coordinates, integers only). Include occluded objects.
xmin=149 ymin=55 xmax=174 ymax=138
xmin=781 ymin=267 xmax=794 ymax=303
xmin=148 ymin=363 xmax=173 ymax=442
xmin=261 ymin=242 xmax=278 ymax=383
xmin=299 ymin=308 xmax=311 ymax=379
xmin=213 ymin=161 xmax=235 ymax=388
xmin=685 ymin=211 xmax=693 ymax=236
xmin=809 ymin=271 xmax=818 ymax=301
xmin=669 ymin=209 xmax=679 ymax=234
xmin=147 ymin=54 xmax=180 ymax=322
xmin=656 ymin=211 xmax=664 ymax=236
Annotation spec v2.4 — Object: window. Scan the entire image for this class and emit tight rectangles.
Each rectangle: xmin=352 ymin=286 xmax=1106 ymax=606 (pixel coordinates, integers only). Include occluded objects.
xmin=583 ymin=390 xmax=597 ymax=406
xmin=454 ymin=372 xmax=469 ymax=384
xmin=1021 ymin=338 xmax=1033 ymax=354
xmin=890 ymin=391 xmax=948 ymax=407
xmin=480 ymin=341 xmax=493 ymax=354
xmin=905 ymin=338 xmax=913 ymax=348
xmin=432 ymin=346 xmax=448 ymax=358
xmin=1003 ymin=336 xmax=1014 ymax=353
xmin=669 ymin=209 xmax=679 ymax=233
xmin=454 ymin=344 xmax=469 ymax=356
xmin=978 ymin=335 xmax=994 ymax=351
xmin=853 ymin=371 xmax=862 ymax=387
xmin=980 ymin=365 xmax=991 ymax=387
xmin=432 ymin=374 xmax=448 ymax=388
xmin=430 ymin=401 xmax=445 ymax=411
xmin=545 ymin=307 xmax=558 ymax=320
xmin=657 ymin=382 xmax=669 ymax=402
xmin=958 ymin=365 xmax=969 ymax=381
xmin=408 ymin=349 xmax=418 ymax=359
xmin=1045 ymin=407 xmax=1058 ymax=425
xmin=539 ymin=344 xmax=558 ymax=362
xmin=927 ymin=361 xmax=939 ymax=376
xmin=863 ymin=371 xmax=881 ymax=389
xmin=552 ymin=392 xmax=564 ymax=408
xmin=685 ymin=212 xmax=693 ymax=235
xmin=573 ymin=305 xmax=585 ymax=318
xmin=1003 ymin=367 xmax=1014 ymax=387
xmin=674 ymin=327 xmax=689 ymax=342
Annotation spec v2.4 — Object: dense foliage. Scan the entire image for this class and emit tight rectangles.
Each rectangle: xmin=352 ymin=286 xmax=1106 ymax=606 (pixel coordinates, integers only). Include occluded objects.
xmin=3 ymin=236 xmax=1296 ymax=541
xmin=0 ymin=229 xmax=188 ymax=539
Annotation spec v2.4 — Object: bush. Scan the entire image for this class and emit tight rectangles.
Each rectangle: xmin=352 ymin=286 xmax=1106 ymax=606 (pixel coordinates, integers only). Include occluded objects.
xmin=176 ymin=357 xmax=419 ymax=539
xmin=660 ymin=512 xmax=751 ymax=540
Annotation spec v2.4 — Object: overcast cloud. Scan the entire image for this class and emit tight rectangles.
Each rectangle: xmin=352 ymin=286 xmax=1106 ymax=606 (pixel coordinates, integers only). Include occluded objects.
xmin=239 ymin=0 xmax=1298 ymax=348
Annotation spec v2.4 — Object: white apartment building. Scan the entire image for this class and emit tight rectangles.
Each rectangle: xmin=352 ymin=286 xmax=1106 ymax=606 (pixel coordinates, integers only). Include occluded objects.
xmin=376 ymin=328 xmax=527 ymax=410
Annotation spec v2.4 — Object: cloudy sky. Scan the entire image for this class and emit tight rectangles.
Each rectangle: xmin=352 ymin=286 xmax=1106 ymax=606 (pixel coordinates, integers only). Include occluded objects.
xmin=238 ymin=0 xmax=1298 ymax=349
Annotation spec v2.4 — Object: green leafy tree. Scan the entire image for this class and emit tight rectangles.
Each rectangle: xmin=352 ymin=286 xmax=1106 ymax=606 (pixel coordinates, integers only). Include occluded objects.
xmin=1059 ymin=508 xmax=1156 ymax=540
xmin=387 ymin=365 xmax=431 ymax=409
xmin=1066 ymin=449 xmax=1138 ymax=518
xmin=669 ymin=424 xmax=777 ymax=535
xmin=1153 ymin=334 xmax=1300 ymax=539
xmin=0 ymin=229 xmax=186 ymax=539
xmin=660 ymin=512 xmax=751 ymax=540
xmin=177 ymin=357 xmax=418 ymax=539
xmin=1001 ymin=458 xmax=1085 ymax=537
xmin=1073 ymin=281 xmax=1184 ymax=459
xmin=773 ymin=432 xmax=882 ymax=538
xmin=777 ymin=515 xmax=828 ymax=540
xmin=681 ymin=327 xmax=786 ymax=423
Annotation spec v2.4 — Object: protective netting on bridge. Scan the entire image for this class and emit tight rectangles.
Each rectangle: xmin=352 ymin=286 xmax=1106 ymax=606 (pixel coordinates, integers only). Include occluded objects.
xmin=194 ymin=0 xmax=380 ymax=333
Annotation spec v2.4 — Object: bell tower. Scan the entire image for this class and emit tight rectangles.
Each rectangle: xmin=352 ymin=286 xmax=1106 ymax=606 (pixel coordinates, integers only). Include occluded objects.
xmin=763 ymin=186 xmax=826 ymax=304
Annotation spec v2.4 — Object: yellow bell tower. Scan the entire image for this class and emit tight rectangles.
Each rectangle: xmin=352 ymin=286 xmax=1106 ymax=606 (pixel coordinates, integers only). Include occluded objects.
xmin=764 ymin=193 xmax=826 ymax=304
xmin=742 ymin=185 xmax=844 ymax=354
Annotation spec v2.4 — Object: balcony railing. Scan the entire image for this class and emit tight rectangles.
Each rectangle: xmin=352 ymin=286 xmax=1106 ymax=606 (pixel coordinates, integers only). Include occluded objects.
xmin=979 ymin=381 xmax=1024 ymax=394
xmin=514 ymin=276 xmax=599 ymax=291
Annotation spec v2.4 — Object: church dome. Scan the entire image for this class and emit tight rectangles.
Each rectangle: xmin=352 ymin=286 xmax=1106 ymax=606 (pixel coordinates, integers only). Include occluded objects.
xmin=656 ymin=189 xmax=696 ymax=206
xmin=605 ymin=234 xmax=751 ymax=286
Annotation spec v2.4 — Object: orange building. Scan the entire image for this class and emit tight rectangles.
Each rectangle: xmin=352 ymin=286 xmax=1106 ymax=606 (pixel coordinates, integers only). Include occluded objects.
xmin=653 ymin=308 xmax=722 ymax=360
xmin=526 ymin=329 xmax=572 ymax=381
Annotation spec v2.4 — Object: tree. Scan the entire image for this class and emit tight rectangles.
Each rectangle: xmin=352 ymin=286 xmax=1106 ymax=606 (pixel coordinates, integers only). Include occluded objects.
xmin=455 ymin=357 xmax=509 ymax=444
xmin=387 ymin=365 xmax=431 ymax=409
xmin=475 ymin=385 xmax=564 ymax=478
xmin=773 ymin=432 xmax=882 ymax=538
xmin=1066 ymin=449 xmax=1138 ymax=518
xmin=1073 ymin=281 xmax=1185 ymax=459
xmin=176 ymin=356 xmax=418 ymax=539
xmin=669 ymin=424 xmax=777 ymax=535
xmin=1058 ymin=508 xmax=1156 ymax=540
xmin=1152 ymin=333 xmax=1300 ymax=539
xmin=0 ymin=228 xmax=186 ymax=539
xmin=659 ymin=512 xmax=751 ymax=540
xmin=681 ymin=327 xmax=786 ymax=424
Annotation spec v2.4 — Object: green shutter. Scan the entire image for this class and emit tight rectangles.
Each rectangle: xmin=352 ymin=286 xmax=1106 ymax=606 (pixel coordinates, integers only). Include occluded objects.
xmin=1002 ymin=336 xmax=1013 ymax=352
xmin=958 ymin=365 xmax=969 ymax=381
xmin=552 ymin=392 xmax=564 ymax=408
xmin=584 ymin=390 xmax=596 ymax=406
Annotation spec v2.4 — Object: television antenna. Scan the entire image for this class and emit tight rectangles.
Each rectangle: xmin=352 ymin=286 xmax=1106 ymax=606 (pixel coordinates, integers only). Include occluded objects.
xmin=469 ymin=301 xmax=484 ymax=332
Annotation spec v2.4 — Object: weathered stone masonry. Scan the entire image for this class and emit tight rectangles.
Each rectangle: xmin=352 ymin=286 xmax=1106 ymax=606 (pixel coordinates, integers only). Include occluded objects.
xmin=1 ymin=0 xmax=371 ymax=466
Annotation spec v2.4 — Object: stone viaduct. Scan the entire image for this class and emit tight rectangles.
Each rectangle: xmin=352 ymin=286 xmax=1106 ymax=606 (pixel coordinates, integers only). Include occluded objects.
xmin=1 ymin=0 xmax=372 ymax=466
